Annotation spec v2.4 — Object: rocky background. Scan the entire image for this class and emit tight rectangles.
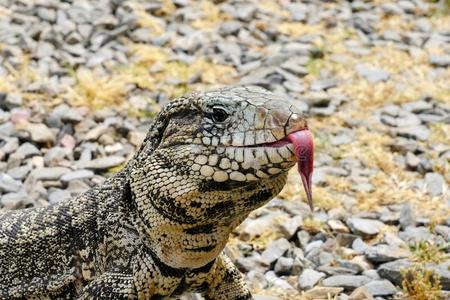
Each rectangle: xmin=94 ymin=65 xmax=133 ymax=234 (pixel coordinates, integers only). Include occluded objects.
xmin=0 ymin=0 xmax=449 ymax=299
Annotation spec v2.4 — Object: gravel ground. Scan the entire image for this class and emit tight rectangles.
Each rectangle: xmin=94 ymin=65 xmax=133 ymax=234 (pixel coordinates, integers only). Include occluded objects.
xmin=0 ymin=0 xmax=449 ymax=299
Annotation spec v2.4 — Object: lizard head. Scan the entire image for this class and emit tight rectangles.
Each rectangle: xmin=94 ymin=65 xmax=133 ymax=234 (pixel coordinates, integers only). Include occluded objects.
xmin=133 ymin=86 xmax=311 ymax=212
xmin=130 ymin=86 xmax=312 ymax=268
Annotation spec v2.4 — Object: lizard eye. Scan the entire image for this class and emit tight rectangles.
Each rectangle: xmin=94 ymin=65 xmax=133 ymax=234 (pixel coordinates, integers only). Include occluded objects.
xmin=212 ymin=108 xmax=229 ymax=123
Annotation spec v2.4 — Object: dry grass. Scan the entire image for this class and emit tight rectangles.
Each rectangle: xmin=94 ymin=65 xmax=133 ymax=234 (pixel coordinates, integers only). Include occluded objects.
xmin=411 ymin=241 xmax=449 ymax=264
xmin=302 ymin=217 xmax=325 ymax=234
xmin=191 ymin=1 xmax=231 ymax=30
xmin=400 ymin=265 xmax=442 ymax=300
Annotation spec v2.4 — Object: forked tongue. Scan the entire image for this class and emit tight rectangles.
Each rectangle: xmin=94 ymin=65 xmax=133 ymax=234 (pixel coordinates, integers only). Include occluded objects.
xmin=287 ymin=130 xmax=314 ymax=211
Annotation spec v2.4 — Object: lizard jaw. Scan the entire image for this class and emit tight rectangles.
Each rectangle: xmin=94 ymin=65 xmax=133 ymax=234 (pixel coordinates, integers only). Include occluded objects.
xmin=235 ymin=129 xmax=315 ymax=211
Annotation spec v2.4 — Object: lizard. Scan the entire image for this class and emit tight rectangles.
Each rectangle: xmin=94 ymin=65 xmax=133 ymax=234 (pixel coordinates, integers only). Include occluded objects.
xmin=0 ymin=86 xmax=314 ymax=299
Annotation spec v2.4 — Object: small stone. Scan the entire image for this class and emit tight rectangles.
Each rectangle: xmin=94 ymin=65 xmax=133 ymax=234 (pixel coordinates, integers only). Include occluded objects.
xmin=61 ymin=108 xmax=84 ymax=123
xmin=429 ymin=55 xmax=450 ymax=67
xmin=302 ymin=92 xmax=331 ymax=107
xmin=395 ymin=125 xmax=430 ymax=141
xmin=245 ymin=270 xmax=268 ymax=290
xmin=105 ymin=143 xmax=124 ymax=154
xmin=297 ymin=230 xmax=311 ymax=248
xmin=322 ymin=275 xmax=371 ymax=291
xmin=399 ymin=203 xmax=416 ymax=229
xmin=60 ymin=170 xmax=95 ymax=183
xmin=399 ymin=226 xmax=435 ymax=245
xmin=365 ymin=244 xmax=410 ymax=263
xmin=21 ymin=122 xmax=55 ymax=144
xmin=405 ymin=152 xmax=420 ymax=170
xmin=328 ymin=220 xmax=349 ymax=233
xmin=77 ymin=156 xmax=126 ymax=170
xmin=30 ymin=167 xmax=71 ymax=181
xmin=347 ymin=218 xmax=385 ymax=237
xmin=37 ymin=7 xmax=56 ymax=22
xmin=355 ymin=64 xmax=390 ymax=83
xmin=85 ymin=124 xmax=108 ymax=140
xmin=435 ymin=225 xmax=450 ymax=241
xmin=381 ymin=3 xmax=403 ymax=15
xmin=299 ymin=269 xmax=326 ymax=290
xmin=0 ymin=93 xmax=22 ymax=110
xmin=362 ymin=270 xmax=380 ymax=280
xmin=424 ymin=172 xmax=445 ymax=196
xmin=352 ymin=238 xmax=369 ymax=253
xmin=240 ymin=212 xmax=288 ymax=241
xmin=0 ymin=172 xmax=22 ymax=192
xmin=253 ymin=295 xmax=279 ymax=300
xmin=398 ymin=0 xmax=415 ymax=12
xmin=48 ymin=188 xmax=71 ymax=204
xmin=363 ymin=280 xmax=397 ymax=296
xmin=67 ymin=180 xmax=90 ymax=195
xmin=7 ymin=164 xmax=32 ymax=180
xmin=402 ymin=100 xmax=433 ymax=113
xmin=15 ymin=142 xmax=40 ymax=158
xmin=274 ymin=257 xmax=293 ymax=275
xmin=0 ymin=191 xmax=27 ymax=209
xmin=60 ymin=134 xmax=76 ymax=150
xmin=286 ymin=3 xmax=307 ymax=21
xmin=236 ymin=253 xmax=266 ymax=273
xmin=283 ymin=80 xmax=306 ymax=93
xmin=0 ymin=138 xmax=18 ymax=157
xmin=217 ymin=42 xmax=242 ymax=57
xmin=31 ymin=156 xmax=45 ymax=168
xmin=310 ymin=78 xmax=338 ymax=91
xmin=303 ymin=287 xmax=344 ymax=299
xmin=305 ymin=240 xmax=323 ymax=254
xmin=377 ymin=259 xmax=413 ymax=285
xmin=44 ymin=147 xmax=71 ymax=166
xmin=331 ymin=134 xmax=352 ymax=146
xmin=279 ymin=215 xmax=303 ymax=239
xmin=384 ymin=232 xmax=408 ymax=248
xmin=348 ymin=287 xmax=374 ymax=300
xmin=261 ymin=238 xmax=291 ymax=265
xmin=128 ymin=131 xmax=146 ymax=147
xmin=264 ymin=271 xmax=294 ymax=290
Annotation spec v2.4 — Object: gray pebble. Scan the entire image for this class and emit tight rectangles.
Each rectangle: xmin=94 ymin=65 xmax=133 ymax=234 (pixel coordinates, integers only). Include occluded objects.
xmin=61 ymin=170 xmax=95 ymax=183
xmin=0 ymin=191 xmax=28 ymax=209
xmin=30 ymin=167 xmax=71 ymax=181
xmin=365 ymin=244 xmax=410 ymax=263
xmin=48 ymin=188 xmax=72 ymax=205
xmin=299 ymin=269 xmax=326 ymax=290
xmin=0 ymin=93 xmax=22 ymax=110
xmin=429 ymin=55 xmax=450 ymax=67
xmin=0 ymin=172 xmax=23 ymax=193
xmin=322 ymin=275 xmax=371 ymax=290
xmin=355 ymin=64 xmax=390 ymax=83
xmin=347 ymin=218 xmax=385 ymax=237
xmin=261 ymin=238 xmax=291 ymax=265
xmin=424 ymin=172 xmax=445 ymax=196
xmin=279 ymin=215 xmax=303 ymax=239
xmin=363 ymin=280 xmax=397 ymax=296
xmin=395 ymin=125 xmax=430 ymax=141
xmin=399 ymin=226 xmax=435 ymax=245
xmin=7 ymin=164 xmax=32 ymax=180
xmin=274 ymin=257 xmax=294 ymax=275
xmin=76 ymin=156 xmax=126 ymax=170
xmin=264 ymin=271 xmax=295 ymax=290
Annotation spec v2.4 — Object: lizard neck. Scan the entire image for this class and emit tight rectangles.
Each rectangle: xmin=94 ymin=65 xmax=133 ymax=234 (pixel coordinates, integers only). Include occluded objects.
xmin=128 ymin=148 xmax=288 ymax=269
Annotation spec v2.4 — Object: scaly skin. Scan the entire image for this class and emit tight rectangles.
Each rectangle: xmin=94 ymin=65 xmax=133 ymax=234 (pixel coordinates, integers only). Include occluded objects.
xmin=0 ymin=86 xmax=308 ymax=299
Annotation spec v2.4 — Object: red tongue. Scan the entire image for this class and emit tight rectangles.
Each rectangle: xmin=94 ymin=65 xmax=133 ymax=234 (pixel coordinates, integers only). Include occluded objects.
xmin=287 ymin=130 xmax=314 ymax=211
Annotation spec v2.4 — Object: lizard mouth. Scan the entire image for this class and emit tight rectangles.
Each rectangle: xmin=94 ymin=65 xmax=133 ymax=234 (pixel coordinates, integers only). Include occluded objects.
xmin=259 ymin=129 xmax=315 ymax=211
